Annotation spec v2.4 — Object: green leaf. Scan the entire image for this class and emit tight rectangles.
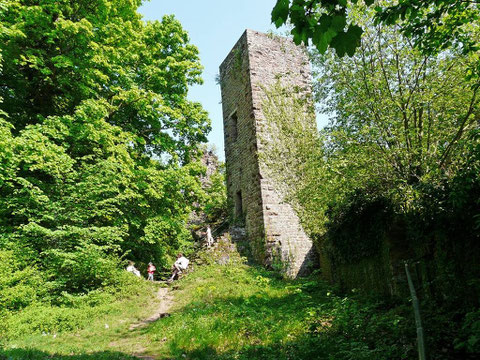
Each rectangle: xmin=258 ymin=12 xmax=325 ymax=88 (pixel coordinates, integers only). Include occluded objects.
xmin=331 ymin=15 xmax=347 ymax=32
xmin=313 ymin=30 xmax=328 ymax=53
xmin=291 ymin=27 xmax=302 ymax=45
xmin=313 ymin=27 xmax=337 ymax=53
xmin=347 ymin=24 xmax=363 ymax=41
xmin=330 ymin=25 xmax=362 ymax=57
xmin=318 ymin=14 xmax=332 ymax=32
xmin=271 ymin=0 xmax=290 ymax=28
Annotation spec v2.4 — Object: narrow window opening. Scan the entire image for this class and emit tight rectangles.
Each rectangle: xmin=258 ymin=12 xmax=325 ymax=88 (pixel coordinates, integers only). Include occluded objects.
xmin=235 ymin=190 xmax=243 ymax=218
xmin=231 ymin=112 xmax=238 ymax=142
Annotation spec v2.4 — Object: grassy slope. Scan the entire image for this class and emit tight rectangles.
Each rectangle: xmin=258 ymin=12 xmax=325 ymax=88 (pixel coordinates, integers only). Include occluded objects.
xmin=1 ymin=259 xmax=416 ymax=360
xmin=0 ymin=279 xmax=160 ymax=359
xmin=139 ymin=264 xmax=327 ymax=359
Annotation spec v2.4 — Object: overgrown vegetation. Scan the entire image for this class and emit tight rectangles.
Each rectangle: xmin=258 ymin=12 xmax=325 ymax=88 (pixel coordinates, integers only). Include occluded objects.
xmin=143 ymin=261 xmax=416 ymax=360
xmin=1 ymin=0 xmax=479 ymax=358
xmin=272 ymin=0 xmax=480 ymax=59
xmin=0 ymin=0 xmax=218 ymax=339
xmin=5 ymin=253 xmax=480 ymax=360
xmin=261 ymin=6 xmax=480 ymax=359
xmin=0 ymin=257 xmax=421 ymax=360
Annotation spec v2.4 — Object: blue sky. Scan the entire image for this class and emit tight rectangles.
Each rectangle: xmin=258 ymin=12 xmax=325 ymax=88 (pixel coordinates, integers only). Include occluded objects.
xmin=139 ymin=0 xmax=327 ymax=159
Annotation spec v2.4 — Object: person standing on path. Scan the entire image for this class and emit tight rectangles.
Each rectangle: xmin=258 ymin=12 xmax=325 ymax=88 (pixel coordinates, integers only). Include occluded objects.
xmin=167 ymin=253 xmax=189 ymax=283
xmin=206 ymin=225 xmax=214 ymax=247
xmin=147 ymin=262 xmax=156 ymax=281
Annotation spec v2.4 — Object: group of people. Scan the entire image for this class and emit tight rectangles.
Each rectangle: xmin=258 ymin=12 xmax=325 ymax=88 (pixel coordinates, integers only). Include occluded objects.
xmin=125 ymin=227 xmax=214 ymax=282
xmin=125 ymin=253 xmax=190 ymax=283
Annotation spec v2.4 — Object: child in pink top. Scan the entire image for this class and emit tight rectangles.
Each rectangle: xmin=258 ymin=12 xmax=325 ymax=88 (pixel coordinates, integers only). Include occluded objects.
xmin=147 ymin=262 xmax=156 ymax=281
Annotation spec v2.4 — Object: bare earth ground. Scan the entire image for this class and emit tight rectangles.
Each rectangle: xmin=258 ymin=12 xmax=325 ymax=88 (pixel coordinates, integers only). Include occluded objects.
xmin=129 ymin=287 xmax=173 ymax=330
xmin=109 ymin=286 xmax=173 ymax=359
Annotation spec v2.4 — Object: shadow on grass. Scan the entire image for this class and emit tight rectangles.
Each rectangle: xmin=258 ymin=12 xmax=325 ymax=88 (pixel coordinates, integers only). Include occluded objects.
xmin=140 ymin=273 xmax=335 ymax=359
xmin=165 ymin=336 xmax=327 ymax=360
xmin=0 ymin=349 xmax=139 ymax=360
xmin=141 ymin=267 xmax=417 ymax=360
xmin=167 ymin=269 xmax=331 ymax=321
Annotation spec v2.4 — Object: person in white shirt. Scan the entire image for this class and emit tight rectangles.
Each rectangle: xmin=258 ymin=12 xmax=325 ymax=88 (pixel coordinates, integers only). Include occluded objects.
xmin=167 ymin=253 xmax=189 ymax=283
xmin=206 ymin=226 xmax=214 ymax=247
xmin=126 ymin=261 xmax=141 ymax=277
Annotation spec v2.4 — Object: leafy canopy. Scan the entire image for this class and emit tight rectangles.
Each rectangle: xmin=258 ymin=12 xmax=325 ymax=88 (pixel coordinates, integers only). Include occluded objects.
xmin=0 ymin=0 xmax=212 ymax=298
xmin=272 ymin=0 xmax=480 ymax=57
xmin=1 ymin=0 xmax=210 ymax=162
xmin=261 ymin=12 xmax=479 ymax=236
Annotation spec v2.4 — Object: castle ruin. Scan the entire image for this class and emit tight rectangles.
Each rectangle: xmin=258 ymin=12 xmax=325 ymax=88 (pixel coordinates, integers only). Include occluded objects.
xmin=219 ymin=30 xmax=316 ymax=277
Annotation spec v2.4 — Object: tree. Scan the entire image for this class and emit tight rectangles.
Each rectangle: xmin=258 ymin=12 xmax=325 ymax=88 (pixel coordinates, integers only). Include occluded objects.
xmin=313 ymin=23 xmax=480 ymax=190
xmin=0 ymin=0 xmax=211 ymax=295
xmin=272 ymin=0 xmax=480 ymax=57
xmin=261 ymin=19 xmax=479 ymax=235
xmin=1 ymin=0 xmax=210 ymax=162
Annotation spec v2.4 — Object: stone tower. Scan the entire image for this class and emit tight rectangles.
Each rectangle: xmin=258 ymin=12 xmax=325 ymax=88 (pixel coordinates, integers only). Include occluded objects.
xmin=219 ymin=30 xmax=316 ymax=277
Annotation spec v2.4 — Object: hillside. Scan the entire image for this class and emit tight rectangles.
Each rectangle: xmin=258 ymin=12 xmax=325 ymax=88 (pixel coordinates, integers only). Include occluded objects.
xmin=0 ymin=244 xmax=433 ymax=360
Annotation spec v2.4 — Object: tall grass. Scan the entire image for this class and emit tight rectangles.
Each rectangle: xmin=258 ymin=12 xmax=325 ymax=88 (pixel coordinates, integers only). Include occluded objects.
xmin=5 ymin=254 xmax=474 ymax=360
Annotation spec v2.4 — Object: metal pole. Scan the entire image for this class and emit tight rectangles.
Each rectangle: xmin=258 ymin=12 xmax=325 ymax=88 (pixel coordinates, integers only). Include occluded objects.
xmin=405 ymin=261 xmax=427 ymax=360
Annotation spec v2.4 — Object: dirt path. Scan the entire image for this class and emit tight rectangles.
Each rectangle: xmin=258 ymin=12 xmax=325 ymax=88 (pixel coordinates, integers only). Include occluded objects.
xmin=129 ymin=286 xmax=173 ymax=331
xmin=108 ymin=286 xmax=174 ymax=359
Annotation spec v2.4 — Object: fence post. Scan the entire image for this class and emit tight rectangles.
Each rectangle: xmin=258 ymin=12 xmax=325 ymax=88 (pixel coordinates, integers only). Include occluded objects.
xmin=405 ymin=261 xmax=427 ymax=360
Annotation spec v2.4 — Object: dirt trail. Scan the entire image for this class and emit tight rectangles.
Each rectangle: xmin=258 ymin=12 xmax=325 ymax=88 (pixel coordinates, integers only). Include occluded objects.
xmin=108 ymin=286 xmax=174 ymax=360
xmin=129 ymin=286 xmax=173 ymax=330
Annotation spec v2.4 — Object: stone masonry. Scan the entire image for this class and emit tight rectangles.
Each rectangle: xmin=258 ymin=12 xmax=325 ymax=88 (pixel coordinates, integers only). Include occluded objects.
xmin=219 ymin=30 xmax=316 ymax=277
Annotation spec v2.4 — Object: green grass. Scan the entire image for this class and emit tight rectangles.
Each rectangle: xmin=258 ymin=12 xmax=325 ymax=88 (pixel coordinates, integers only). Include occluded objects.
xmin=133 ymin=263 xmax=414 ymax=360
xmin=1 ymin=257 xmax=417 ymax=360
xmin=143 ymin=264 xmax=326 ymax=358
xmin=0 ymin=277 xmax=160 ymax=359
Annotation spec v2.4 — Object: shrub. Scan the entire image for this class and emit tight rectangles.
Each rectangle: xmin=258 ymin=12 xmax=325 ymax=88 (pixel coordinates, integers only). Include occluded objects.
xmin=44 ymin=242 xmax=123 ymax=294
xmin=0 ymin=250 xmax=45 ymax=311
xmin=325 ymin=188 xmax=393 ymax=265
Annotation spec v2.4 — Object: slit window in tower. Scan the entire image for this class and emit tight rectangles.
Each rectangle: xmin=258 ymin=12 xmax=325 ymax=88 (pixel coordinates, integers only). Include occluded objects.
xmin=231 ymin=112 xmax=238 ymax=142
xmin=235 ymin=190 xmax=243 ymax=218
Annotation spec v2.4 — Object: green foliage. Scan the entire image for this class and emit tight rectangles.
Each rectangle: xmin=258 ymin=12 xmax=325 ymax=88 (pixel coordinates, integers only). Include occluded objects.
xmin=260 ymin=82 xmax=326 ymax=234
xmin=272 ymin=0 xmax=364 ymax=57
xmin=2 ymin=259 xmax=478 ymax=360
xmin=307 ymin=296 xmax=412 ymax=359
xmin=262 ymin=16 xmax=479 ymax=243
xmin=325 ymin=189 xmax=393 ymax=264
xmin=0 ymin=270 xmax=151 ymax=342
xmin=313 ymin=19 xmax=479 ymax=190
xmin=375 ymin=0 xmax=480 ymax=55
xmin=0 ymin=101 xmax=204 ymax=291
xmin=0 ymin=0 xmax=210 ymax=161
xmin=132 ymin=263 xmax=417 ymax=359
xmin=455 ymin=309 xmax=480 ymax=354
xmin=202 ymin=164 xmax=228 ymax=224
xmin=0 ymin=250 xmax=46 ymax=311
xmin=262 ymin=16 xmax=480 ymax=357
xmin=0 ymin=0 xmax=212 ymax=328
xmin=44 ymin=242 xmax=123 ymax=293
xmin=272 ymin=0 xmax=480 ymax=58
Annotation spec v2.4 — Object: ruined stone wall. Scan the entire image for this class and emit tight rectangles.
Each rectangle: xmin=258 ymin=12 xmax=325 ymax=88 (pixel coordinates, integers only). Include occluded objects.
xmin=219 ymin=31 xmax=266 ymax=261
xmin=219 ymin=30 xmax=315 ymax=277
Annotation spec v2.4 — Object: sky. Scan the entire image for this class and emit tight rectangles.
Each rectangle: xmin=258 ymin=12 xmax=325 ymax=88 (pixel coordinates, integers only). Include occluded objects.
xmin=139 ymin=0 xmax=328 ymax=160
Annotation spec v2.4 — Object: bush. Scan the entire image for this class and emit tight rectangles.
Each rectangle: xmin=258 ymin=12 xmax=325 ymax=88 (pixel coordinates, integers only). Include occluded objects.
xmin=325 ymin=188 xmax=393 ymax=265
xmin=0 ymin=250 xmax=46 ymax=311
xmin=454 ymin=309 xmax=480 ymax=355
xmin=44 ymin=242 xmax=123 ymax=294
xmin=0 ymin=268 xmax=151 ymax=342
xmin=307 ymin=295 xmax=414 ymax=360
